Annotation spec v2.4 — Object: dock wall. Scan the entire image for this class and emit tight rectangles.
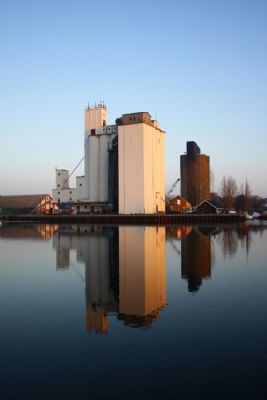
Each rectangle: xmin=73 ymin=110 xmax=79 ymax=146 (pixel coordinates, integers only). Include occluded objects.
xmin=3 ymin=214 xmax=246 ymax=225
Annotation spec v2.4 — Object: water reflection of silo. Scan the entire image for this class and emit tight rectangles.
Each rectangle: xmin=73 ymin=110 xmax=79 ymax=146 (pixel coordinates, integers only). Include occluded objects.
xmin=52 ymin=225 xmax=166 ymax=332
xmin=118 ymin=226 xmax=166 ymax=328
xmin=84 ymin=229 xmax=119 ymax=333
xmin=53 ymin=232 xmax=71 ymax=269
xmin=181 ymin=228 xmax=211 ymax=292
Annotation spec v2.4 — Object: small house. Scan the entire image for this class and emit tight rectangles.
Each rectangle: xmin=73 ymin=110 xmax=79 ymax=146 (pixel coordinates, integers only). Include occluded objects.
xmin=195 ymin=199 xmax=223 ymax=214
xmin=167 ymin=195 xmax=192 ymax=213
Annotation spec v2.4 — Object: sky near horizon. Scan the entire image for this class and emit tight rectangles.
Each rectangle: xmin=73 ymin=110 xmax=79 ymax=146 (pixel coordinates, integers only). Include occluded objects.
xmin=0 ymin=0 xmax=266 ymax=197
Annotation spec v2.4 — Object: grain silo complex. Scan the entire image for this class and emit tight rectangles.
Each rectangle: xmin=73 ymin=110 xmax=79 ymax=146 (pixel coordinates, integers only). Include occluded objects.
xmin=180 ymin=141 xmax=210 ymax=206
xmin=52 ymin=103 xmax=165 ymax=214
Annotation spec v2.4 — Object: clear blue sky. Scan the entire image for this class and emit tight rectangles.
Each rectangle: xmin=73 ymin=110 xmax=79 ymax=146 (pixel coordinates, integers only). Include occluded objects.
xmin=1 ymin=0 xmax=266 ymax=196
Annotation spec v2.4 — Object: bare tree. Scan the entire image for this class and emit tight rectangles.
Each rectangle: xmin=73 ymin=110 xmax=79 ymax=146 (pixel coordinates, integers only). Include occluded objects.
xmin=239 ymin=178 xmax=252 ymax=211
xmin=210 ymin=168 xmax=215 ymax=193
xmin=220 ymin=175 xmax=238 ymax=210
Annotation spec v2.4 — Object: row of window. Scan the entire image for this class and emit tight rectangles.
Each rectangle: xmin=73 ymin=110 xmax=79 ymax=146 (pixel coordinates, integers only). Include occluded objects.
xmin=57 ymin=183 xmax=82 ymax=193
xmin=57 ymin=198 xmax=72 ymax=202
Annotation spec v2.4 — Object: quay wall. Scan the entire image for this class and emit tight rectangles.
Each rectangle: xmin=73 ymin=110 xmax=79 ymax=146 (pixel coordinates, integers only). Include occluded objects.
xmin=3 ymin=214 xmax=246 ymax=225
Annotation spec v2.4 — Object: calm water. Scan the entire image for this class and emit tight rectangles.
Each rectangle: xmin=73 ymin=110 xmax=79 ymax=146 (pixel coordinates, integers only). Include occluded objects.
xmin=0 ymin=222 xmax=267 ymax=399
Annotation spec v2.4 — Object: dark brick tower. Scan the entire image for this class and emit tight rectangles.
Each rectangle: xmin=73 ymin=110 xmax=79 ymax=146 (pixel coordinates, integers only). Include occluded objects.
xmin=180 ymin=141 xmax=210 ymax=206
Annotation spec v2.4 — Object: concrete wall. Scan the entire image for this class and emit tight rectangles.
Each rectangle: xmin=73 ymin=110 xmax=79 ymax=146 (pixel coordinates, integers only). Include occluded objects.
xmin=52 ymin=188 xmax=77 ymax=203
xmin=118 ymin=123 xmax=165 ymax=214
xmin=76 ymin=176 xmax=86 ymax=200
xmin=55 ymin=169 xmax=69 ymax=189
xmin=84 ymin=106 xmax=107 ymax=138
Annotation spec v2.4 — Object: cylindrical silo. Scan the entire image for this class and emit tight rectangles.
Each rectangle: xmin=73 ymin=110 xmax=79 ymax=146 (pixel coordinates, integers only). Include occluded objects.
xmin=88 ymin=135 xmax=100 ymax=202
xmin=99 ymin=134 xmax=109 ymax=202
xmin=84 ymin=139 xmax=89 ymax=199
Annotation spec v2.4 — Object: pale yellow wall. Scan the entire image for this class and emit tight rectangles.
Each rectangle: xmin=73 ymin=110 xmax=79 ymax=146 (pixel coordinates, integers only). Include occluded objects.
xmin=118 ymin=123 xmax=165 ymax=214
xmin=119 ymin=226 xmax=166 ymax=318
xmin=118 ymin=124 xmax=145 ymax=214
xmin=143 ymin=124 xmax=165 ymax=213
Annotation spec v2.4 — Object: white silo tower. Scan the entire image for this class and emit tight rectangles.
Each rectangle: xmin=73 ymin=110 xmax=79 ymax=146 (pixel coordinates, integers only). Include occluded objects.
xmin=84 ymin=103 xmax=116 ymax=203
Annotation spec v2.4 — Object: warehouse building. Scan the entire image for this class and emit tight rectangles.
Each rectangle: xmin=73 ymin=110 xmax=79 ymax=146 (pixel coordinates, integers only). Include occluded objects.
xmin=0 ymin=194 xmax=55 ymax=215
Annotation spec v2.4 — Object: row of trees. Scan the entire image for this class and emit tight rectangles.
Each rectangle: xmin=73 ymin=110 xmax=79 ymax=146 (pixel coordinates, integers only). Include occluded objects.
xmin=217 ymin=175 xmax=264 ymax=212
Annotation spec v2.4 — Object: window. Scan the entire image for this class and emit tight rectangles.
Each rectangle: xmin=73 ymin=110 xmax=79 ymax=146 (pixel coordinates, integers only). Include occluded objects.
xmin=57 ymin=184 xmax=60 ymax=187
xmin=84 ymin=206 xmax=87 ymax=209
xmin=79 ymin=183 xmax=82 ymax=186
xmin=69 ymin=191 xmax=72 ymax=194
xmin=58 ymin=173 xmax=60 ymax=176
xmin=69 ymin=198 xmax=72 ymax=201
xmin=58 ymin=191 xmax=60 ymax=194
xmin=58 ymin=198 xmax=60 ymax=203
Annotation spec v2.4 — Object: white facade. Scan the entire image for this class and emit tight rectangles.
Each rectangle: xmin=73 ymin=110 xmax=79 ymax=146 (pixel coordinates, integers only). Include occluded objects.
xmin=52 ymin=187 xmax=77 ymax=203
xmin=53 ymin=168 xmax=77 ymax=203
xmin=118 ymin=123 xmax=165 ymax=214
xmin=76 ymin=176 xmax=86 ymax=200
xmin=55 ymin=169 xmax=69 ymax=189
xmin=84 ymin=105 xmax=107 ymax=137
xmin=84 ymin=105 xmax=117 ymax=202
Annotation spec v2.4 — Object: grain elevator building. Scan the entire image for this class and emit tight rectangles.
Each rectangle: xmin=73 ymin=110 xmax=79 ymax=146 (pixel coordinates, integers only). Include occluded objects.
xmin=52 ymin=104 xmax=165 ymax=214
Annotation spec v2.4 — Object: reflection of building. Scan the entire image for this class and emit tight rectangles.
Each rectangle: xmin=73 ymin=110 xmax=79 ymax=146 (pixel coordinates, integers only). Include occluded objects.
xmin=52 ymin=225 xmax=119 ymax=332
xmin=0 ymin=223 xmax=57 ymax=240
xmin=119 ymin=226 xmax=166 ymax=327
xmin=180 ymin=141 xmax=210 ymax=206
xmin=84 ymin=230 xmax=119 ymax=333
xmin=181 ymin=227 xmax=212 ymax=292
xmin=52 ymin=225 xmax=167 ymax=332
xmin=168 ymin=226 xmax=192 ymax=240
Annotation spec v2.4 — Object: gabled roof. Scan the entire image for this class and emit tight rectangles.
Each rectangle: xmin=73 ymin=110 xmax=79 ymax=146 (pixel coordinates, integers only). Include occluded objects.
xmin=195 ymin=199 xmax=222 ymax=209
xmin=166 ymin=194 xmax=190 ymax=202
xmin=0 ymin=194 xmax=51 ymax=209
xmin=169 ymin=195 xmax=191 ymax=204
